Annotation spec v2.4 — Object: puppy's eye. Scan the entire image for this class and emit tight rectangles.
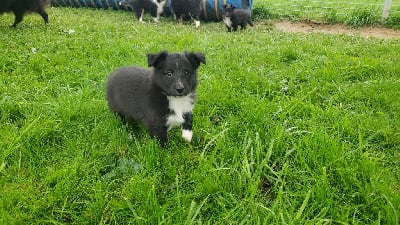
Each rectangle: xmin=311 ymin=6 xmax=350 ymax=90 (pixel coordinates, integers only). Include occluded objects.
xmin=166 ymin=71 xmax=173 ymax=77
xmin=184 ymin=71 xmax=191 ymax=76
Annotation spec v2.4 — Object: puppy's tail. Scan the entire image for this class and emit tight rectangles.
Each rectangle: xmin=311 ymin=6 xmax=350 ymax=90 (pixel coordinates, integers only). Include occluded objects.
xmin=248 ymin=20 xmax=254 ymax=27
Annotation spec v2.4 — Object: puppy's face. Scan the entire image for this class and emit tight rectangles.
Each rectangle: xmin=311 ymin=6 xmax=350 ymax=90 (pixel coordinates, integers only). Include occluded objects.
xmin=148 ymin=51 xmax=206 ymax=97
xmin=223 ymin=4 xmax=235 ymax=18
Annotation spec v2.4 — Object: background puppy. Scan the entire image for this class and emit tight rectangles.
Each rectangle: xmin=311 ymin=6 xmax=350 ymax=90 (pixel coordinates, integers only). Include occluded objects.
xmin=119 ymin=0 xmax=167 ymax=23
xmin=0 ymin=0 xmax=49 ymax=27
xmin=170 ymin=0 xmax=202 ymax=28
xmin=106 ymin=50 xmax=206 ymax=146
xmin=223 ymin=3 xmax=253 ymax=32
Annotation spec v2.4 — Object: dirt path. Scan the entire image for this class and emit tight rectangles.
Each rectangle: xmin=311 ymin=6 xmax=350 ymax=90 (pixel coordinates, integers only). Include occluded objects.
xmin=274 ymin=20 xmax=400 ymax=39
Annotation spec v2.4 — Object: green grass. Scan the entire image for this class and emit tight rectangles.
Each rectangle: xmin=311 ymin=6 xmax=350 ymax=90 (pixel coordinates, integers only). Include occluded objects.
xmin=254 ymin=0 xmax=400 ymax=27
xmin=1 ymin=6 xmax=400 ymax=224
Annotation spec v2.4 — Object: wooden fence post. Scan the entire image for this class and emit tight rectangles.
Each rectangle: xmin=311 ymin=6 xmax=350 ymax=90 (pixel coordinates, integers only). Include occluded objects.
xmin=382 ymin=0 xmax=392 ymax=21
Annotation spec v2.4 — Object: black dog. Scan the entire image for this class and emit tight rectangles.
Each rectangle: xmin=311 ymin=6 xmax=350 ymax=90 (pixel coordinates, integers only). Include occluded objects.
xmin=119 ymin=0 xmax=167 ymax=23
xmin=106 ymin=51 xmax=206 ymax=146
xmin=0 ymin=0 xmax=49 ymax=27
xmin=170 ymin=0 xmax=202 ymax=28
xmin=222 ymin=3 xmax=253 ymax=32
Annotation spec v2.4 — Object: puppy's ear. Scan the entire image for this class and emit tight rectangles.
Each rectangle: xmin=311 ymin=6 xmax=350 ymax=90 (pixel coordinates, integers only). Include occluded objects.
xmin=232 ymin=4 xmax=236 ymax=9
xmin=223 ymin=4 xmax=227 ymax=9
xmin=185 ymin=52 xmax=206 ymax=69
xmin=147 ymin=51 xmax=168 ymax=67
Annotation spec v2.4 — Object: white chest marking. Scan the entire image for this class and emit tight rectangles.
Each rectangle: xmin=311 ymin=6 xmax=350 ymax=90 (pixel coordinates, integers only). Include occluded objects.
xmin=166 ymin=94 xmax=194 ymax=130
xmin=151 ymin=0 xmax=166 ymax=22
xmin=223 ymin=17 xmax=232 ymax=27
xmin=151 ymin=0 xmax=166 ymax=15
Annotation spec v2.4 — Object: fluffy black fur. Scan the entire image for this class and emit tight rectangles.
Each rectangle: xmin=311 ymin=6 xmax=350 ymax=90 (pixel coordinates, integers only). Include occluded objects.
xmin=0 ymin=0 xmax=49 ymax=27
xmin=222 ymin=3 xmax=253 ymax=32
xmin=170 ymin=0 xmax=202 ymax=28
xmin=106 ymin=51 xmax=206 ymax=146
xmin=119 ymin=0 xmax=167 ymax=22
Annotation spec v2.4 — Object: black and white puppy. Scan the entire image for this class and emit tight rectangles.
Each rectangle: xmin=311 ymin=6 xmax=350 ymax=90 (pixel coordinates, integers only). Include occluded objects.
xmin=170 ymin=0 xmax=202 ymax=28
xmin=106 ymin=51 xmax=206 ymax=146
xmin=119 ymin=0 xmax=167 ymax=23
xmin=222 ymin=3 xmax=254 ymax=32
xmin=0 ymin=0 xmax=49 ymax=27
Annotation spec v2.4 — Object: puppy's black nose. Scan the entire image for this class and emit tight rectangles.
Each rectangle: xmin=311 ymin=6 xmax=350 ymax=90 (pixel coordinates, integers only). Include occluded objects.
xmin=176 ymin=88 xmax=184 ymax=94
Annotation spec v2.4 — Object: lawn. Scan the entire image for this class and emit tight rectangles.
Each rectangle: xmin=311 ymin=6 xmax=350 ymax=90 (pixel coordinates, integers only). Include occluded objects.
xmin=254 ymin=0 xmax=400 ymax=28
xmin=1 ymin=5 xmax=399 ymax=225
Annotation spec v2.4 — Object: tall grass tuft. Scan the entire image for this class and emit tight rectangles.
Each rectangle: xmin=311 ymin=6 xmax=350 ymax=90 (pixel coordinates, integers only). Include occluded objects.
xmin=345 ymin=8 xmax=379 ymax=27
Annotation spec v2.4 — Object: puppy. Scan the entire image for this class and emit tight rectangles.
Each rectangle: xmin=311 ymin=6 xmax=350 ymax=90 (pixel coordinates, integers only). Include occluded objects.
xmin=222 ymin=3 xmax=254 ymax=32
xmin=0 ymin=0 xmax=49 ymax=27
xmin=106 ymin=51 xmax=206 ymax=146
xmin=119 ymin=0 xmax=167 ymax=23
xmin=170 ymin=0 xmax=202 ymax=28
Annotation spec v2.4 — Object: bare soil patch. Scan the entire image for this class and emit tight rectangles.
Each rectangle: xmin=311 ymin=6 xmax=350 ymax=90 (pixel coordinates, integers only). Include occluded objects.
xmin=275 ymin=20 xmax=400 ymax=39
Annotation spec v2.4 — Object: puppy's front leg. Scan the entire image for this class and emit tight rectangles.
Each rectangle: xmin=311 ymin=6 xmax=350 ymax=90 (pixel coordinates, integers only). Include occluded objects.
xmin=182 ymin=113 xmax=193 ymax=142
xmin=149 ymin=125 xmax=168 ymax=146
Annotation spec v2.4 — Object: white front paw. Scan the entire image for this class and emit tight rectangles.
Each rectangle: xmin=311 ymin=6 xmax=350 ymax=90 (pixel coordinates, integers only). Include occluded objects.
xmin=182 ymin=129 xmax=193 ymax=142
xmin=194 ymin=20 xmax=200 ymax=28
